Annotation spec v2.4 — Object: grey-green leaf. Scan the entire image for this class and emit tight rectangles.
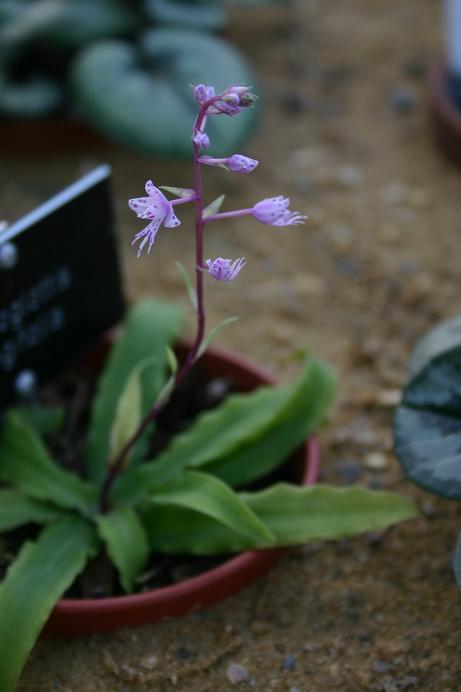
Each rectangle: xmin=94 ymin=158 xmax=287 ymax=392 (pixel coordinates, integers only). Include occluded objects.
xmin=95 ymin=507 xmax=149 ymax=593
xmin=71 ymin=29 xmax=258 ymax=158
xmin=0 ymin=490 xmax=61 ymax=531
xmin=87 ymin=300 xmax=183 ymax=484
xmin=142 ymin=484 xmax=418 ymax=555
xmin=0 ymin=518 xmax=98 ymax=692
xmin=144 ymin=0 xmax=227 ymax=31
xmin=151 ymin=470 xmax=274 ymax=544
xmin=0 ymin=413 xmax=97 ymax=515
xmin=394 ymin=345 xmax=461 ymax=499
xmin=409 ymin=314 xmax=461 ymax=378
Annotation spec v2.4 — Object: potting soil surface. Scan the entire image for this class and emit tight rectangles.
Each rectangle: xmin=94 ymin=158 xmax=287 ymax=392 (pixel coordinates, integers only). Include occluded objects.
xmin=2 ymin=0 xmax=461 ymax=690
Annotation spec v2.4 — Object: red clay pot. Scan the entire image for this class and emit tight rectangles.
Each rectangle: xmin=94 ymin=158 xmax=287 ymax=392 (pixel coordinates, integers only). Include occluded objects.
xmin=42 ymin=342 xmax=320 ymax=637
xmin=428 ymin=59 xmax=461 ymax=167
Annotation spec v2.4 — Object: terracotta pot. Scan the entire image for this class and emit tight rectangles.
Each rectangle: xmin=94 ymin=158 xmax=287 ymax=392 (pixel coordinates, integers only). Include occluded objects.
xmin=42 ymin=341 xmax=320 ymax=637
xmin=428 ymin=59 xmax=461 ymax=167
xmin=0 ymin=118 xmax=106 ymax=155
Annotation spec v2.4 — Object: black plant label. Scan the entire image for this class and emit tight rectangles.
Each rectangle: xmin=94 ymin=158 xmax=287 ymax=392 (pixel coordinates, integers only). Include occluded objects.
xmin=0 ymin=166 xmax=124 ymax=407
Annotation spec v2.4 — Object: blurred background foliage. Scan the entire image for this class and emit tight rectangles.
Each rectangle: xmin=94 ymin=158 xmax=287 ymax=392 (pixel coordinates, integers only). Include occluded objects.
xmin=0 ymin=0 xmax=289 ymax=156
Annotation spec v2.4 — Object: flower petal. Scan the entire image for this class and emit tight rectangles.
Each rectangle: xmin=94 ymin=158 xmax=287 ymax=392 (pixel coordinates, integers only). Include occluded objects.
xmin=164 ymin=205 xmax=181 ymax=228
xmin=128 ymin=196 xmax=151 ymax=214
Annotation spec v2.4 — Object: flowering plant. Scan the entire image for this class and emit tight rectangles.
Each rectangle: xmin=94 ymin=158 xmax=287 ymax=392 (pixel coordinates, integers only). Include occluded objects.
xmin=0 ymin=85 xmax=417 ymax=691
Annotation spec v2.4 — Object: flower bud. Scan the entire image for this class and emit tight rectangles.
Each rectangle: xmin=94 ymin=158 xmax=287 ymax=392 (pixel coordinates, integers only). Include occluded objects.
xmin=227 ymin=154 xmax=259 ymax=174
xmin=192 ymin=131 xmax=210 ymax=148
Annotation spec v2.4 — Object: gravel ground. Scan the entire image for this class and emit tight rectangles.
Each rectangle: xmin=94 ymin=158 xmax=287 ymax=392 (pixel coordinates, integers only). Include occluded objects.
xmin=1 ymin=1 xmax=461 ymax=690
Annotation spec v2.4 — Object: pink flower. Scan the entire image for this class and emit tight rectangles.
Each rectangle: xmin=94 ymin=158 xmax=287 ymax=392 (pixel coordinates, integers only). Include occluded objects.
xmin=129 ymin=181 xmax=181 ymax=257
xmin=252 ymin=196 xmax=306 ymax=226
xmin=227 ymin=154 xmax=259 ymax=174
xmin=206 ymin=257 xmax=246 ymax=281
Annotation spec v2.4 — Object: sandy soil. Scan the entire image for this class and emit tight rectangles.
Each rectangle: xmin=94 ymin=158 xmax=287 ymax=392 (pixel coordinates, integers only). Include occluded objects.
xmin=1 ymin=0 xmax=461 ymax=689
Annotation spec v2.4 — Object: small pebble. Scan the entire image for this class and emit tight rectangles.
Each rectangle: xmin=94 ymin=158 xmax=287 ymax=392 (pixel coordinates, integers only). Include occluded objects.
xmin=139 ymin=655 xmax=158 ymax=670
xmin=334 ymin=460 xmax=362 ymax=484
xmin=227 ymin=663 xmax=251 ymax=685
xmin=372 ymin=658 xmax=393 ymax=674
xmin=282 ymin=654 xmax=296 ymax=671
xmin=363 ymin=452 xmax=388 ymax=470
xmin=390 ymin=87 xmax=417 ymax=114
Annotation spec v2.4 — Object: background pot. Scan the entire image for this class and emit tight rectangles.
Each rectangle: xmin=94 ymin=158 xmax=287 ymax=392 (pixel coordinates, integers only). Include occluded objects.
xmin=428 ymin=59 xmax=461 ymax=167
xmin=42 ymin=340 xmax=320 ymax=636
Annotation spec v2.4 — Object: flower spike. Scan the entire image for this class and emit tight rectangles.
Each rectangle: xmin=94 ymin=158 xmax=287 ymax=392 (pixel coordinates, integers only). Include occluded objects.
xmin=206 ymin=257 xmax=246 ymax=281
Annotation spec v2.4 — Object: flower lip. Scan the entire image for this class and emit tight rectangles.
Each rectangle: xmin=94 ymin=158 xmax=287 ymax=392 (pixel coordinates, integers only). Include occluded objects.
xmin=206 ymin=257 xmax=246 ymax=281
xmin=252 ymin=196 xmax=307 ymax=226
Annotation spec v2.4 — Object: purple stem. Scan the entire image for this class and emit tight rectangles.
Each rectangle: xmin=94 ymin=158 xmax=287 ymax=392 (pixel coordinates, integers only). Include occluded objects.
xmin=204 ymin=208 xmax=253 ymax=224
xmin=99 ymin=108 xmax=209 ymax=512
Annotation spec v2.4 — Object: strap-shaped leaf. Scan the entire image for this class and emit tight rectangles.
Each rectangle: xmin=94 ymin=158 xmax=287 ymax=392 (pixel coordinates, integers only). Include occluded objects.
xmin=142 ymin=484 xmax=418 ymax=555
xmin=11 ymin=405 xmax=64 ymax=438
xmin=206 ymin=358 xmax=335 ymax=486
xmin=87 ymin=300 xmax=183 ymax=484
xmin=455 ymin=534 xmax=461 ymax=588
xmin=112 ymin=384 xmax=288 ymax=505
xmin=95 ymin=507 xmax=149 ymax=593
xmin=0 ymin=413 xmax=97 ymax=515
xmin=0 ymin=490 xmax=61 ymax=531
xmin=113 ymin=358 xmax=335 ymax=505
xmin=108 ymin=357 xmax=159 ymax=464
xmin=0 ymin=518 xmax=98 ymax=692
xmin=151 ymin=471 xmax=274 ymax=544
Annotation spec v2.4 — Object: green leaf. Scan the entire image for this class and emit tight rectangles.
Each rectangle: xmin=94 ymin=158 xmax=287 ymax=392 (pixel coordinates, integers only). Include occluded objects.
xmin=11 ymin=404 xmax=64 ymax=438
xmin=206 ymin=359 xmax=336 ymax=486
xmin=109 ymin=358 xmax=150 ymax=464
xmin=394 ymin=345 xmax=461 ymax=499
xmin=95 ymin=507 xmax=149 ymax=593
xmin=142 ymin=484 xmax=418 ymax=555
xmin=0 ymin=490 xmax=61 ymax=531
xmin=151 ymin=470 xmax=274 ymax=544
xmin=203 ymin=194 xmax=226 ymax=219
xmin=113 ymin=383 xmax=288 ymax=504
xmin=197 ymin=317 xmax=239 ymax=358
xmin=144 ymin=0 xmax=227 ymax=31
xmin=113 ymin=358 xmax=335 ymax=505
xmin=71 ymin=29 xmax=258 ymax=158
xmin=0 ymin=70 xmax=63 ymax=118
xmin=87 ymin=300 xmax=183 ymax=484
xmin=160 ymin=186 xmax=195 ymax=198
xmin=0 ymin=518 xmax=98 ymax=692
xmin=175 ymin=261 xmax=197 ymax=311
xmin=0 ymin=0 xmax=138 ymax=49
xmin=409 ymin=315 xmax=461 ymax=378
xmin=454 ymin=534 xmax=461 ymax=588
xmin=0 ymin=413 xmax=97 ymax=515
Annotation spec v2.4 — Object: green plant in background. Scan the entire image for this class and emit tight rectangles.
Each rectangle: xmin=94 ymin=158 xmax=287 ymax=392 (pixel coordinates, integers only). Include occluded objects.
xmin=394 ymin=315 xmax=461 ymax=589
xmin=0 ymin=0 xmax=263 ymax=156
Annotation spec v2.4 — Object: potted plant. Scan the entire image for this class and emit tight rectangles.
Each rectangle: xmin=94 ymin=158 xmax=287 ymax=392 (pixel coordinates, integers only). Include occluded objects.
xmin=394 ymin=314 xmax=461 ymax=590
xmin=0 ymin=83 xmax=418 ymax=691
